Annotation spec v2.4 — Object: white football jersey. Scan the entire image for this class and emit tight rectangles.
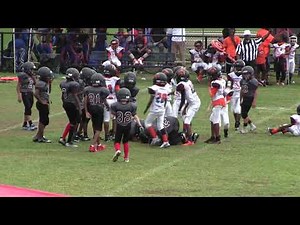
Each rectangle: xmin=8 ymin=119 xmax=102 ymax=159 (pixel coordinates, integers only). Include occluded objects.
xmin=105 ymin=76 xmax=120 ymax=99
xmin=149 ymin=84 xmax=170 ymax=113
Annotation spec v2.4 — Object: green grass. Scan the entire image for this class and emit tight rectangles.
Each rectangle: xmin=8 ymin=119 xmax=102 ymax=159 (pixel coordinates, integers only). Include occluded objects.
xmin=1 ymin=69 xmax=300 ymax=196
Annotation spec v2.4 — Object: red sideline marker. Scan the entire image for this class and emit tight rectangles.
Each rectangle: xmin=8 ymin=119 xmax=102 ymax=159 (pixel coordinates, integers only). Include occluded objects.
xmin=0 ymin=184 xmax=68 ymax=197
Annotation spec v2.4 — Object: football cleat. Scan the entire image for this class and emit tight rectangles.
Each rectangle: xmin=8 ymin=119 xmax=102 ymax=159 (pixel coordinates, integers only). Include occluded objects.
xmin=65 ymin=142 xmax=78 ymax=148
xmin=112 ymin=150 xmax=121 ymax=162
xmin=249 ymin=123 xmax=256 ymax=131
xmin=182 ymin=140 xmax=194 ymax=146
xmin=97 ymin=144 xmax=106 ymax=151
xmin=192 ymin=133 xmax=199 ymax=143
xmin=160 ymin=142 xmax=171 ymax=148
xmin=89 ymin=145 xmax=96 ymax=152
xmin=267 ymin=127 xmax=274 ymax=135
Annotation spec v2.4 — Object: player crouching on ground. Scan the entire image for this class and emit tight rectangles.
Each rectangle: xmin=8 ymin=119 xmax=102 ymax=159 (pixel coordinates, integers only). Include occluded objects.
xmin=111 ymin=88 xmax=143 ymax=162
xmin=131 ymin=116 xmax=199 ymax=145
xmin=268 ymin=105 xmax=300 ymax=136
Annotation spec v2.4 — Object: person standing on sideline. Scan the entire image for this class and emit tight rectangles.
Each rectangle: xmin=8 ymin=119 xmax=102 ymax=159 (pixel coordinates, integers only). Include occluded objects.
xmin=111 ymin=88 xmax=143 ymax=162
xmin=171 ymin=28 xmax=186 ymax=66
xmin=222 ymin=28 xmax=241 ymax=74
xmin=32 ymin=67 xmax=53 ymax=143
xmin=16 ymin=61 xmax=37 ymax=131
xmin=236 ymin=29 xmax=271 ymax=77
xmin=256 ymin=28 xmax=274 ymax=85
xmin=239 ymin=66 xmax=259 ymax=134
xmin=287 ymin=35 xmax=299 ymax=84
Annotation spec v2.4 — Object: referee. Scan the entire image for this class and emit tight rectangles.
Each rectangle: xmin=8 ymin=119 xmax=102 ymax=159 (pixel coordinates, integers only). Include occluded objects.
xmin=236 ymin=29 xmax=271 ymax=76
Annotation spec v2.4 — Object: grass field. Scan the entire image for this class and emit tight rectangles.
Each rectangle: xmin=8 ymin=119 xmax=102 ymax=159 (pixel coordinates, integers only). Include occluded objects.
xmin=0 ymin=70 xmax=300 ymax=197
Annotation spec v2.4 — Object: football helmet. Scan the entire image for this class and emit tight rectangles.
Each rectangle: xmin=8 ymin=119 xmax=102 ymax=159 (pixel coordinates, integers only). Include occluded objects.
xmin=207 ymin=66 xmax=221 ymax=80
xmin=162 ymin=68 xmax=174 ymax=83
xmin=38 ymin=66 xmax=53 ymax=82
xmin=117 ymin=87 xmax=131 ymax=103
xmin=91 ymin=73 xmax=106 ymax=87
xmin=80 ymin=67 xmax=96 ymax=86
xmin=175 ymin=68 xmax=189 ymax=83
xmin=21 ymin=61 xmax=36 ymax=76
xmin=241 ymin=66 xmax=254 ymax=80
xmin=297 ymin=105 xmax=300 ymax=115
xmin=233 ymin=59 xmax=245 ymax=75
xmin=153 ymin=72 xmax=168 ymax=86
xmin=103 ymin=64 xmax=117 ymax=77
xmin=124 ymin=72 xmax=137 ymax=89
xmin=66 ymin=67 xmax=80 ymax=81
xmin=290 ymin=35 xmax=298 ymax=44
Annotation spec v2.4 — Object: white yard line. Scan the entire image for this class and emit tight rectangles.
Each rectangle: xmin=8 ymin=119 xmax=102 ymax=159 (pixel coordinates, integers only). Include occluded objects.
xmin=105 ymin=102 xmax=300 ymax=196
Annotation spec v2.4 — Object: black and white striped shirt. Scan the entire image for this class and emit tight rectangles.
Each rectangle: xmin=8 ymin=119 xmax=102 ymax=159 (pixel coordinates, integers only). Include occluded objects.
xmin=236 ymin=38 xmax=263 ymax=62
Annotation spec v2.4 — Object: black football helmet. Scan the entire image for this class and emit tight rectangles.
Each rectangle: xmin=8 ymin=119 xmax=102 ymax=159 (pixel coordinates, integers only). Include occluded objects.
xmin=161 ymin=68 xmax=174 ymax=83
xmin=80 ymin=67 xmax=96 ymax=86
xmin=297 ymin=105 xmax=300 ymax=115
xmin=38 ymin=66 xmax=53 ymax=82
xmin=153 ymin=72 xmax=168 ymax=86
xmin=233 ymin=59 xmax=245 ymax=75
xmin=207 ymin=66 xmax=221 ymax=80
xmin=103 ymin=64 xmax=117 ymax=77
xmin=124 ymin=72 xmax=137 ymax=89
xmin=241 ymin=66 xmax=254 ymax=80
xmin=117 ymin=87 xmax=131 ymax=103
xmin=21 ymin=61 xmax=36 ymax=76
xmin=176 ymin=68 xmax=189 ymax=83
xmin=91 ymin=73 xmax=106 ymax=87
xmin=66 ymin=67 xmax=80 ymax=81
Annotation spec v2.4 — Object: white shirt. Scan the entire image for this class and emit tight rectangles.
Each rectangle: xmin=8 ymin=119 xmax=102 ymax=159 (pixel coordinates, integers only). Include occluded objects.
xmin=171 ymin=28 xmax=186 ymax=42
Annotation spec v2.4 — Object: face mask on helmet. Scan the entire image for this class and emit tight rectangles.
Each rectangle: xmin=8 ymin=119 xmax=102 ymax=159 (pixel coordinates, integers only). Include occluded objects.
xmin=117 ymin=88 xmax=131 ymax=104
xmin=66 ymin=68 xmax=80 ymax=81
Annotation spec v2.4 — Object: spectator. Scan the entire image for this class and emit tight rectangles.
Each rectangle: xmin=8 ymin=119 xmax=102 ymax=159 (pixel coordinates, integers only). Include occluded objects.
xmin=115 ymin=28 xmax=130 ymax=51
xmin=189 ymin=40 xmax=205 ymax=80
xmin=149 ymin=28 xmax=168 ymax=53
xmin=256 ymin=28 xmax=275 ymax=85
xmin=102 ymin=38 xmax=124 ymax=73
xmin=287 ymin=35 xmax=299 ymax=84
xmin=94 ymin=28 xmax=107 ymax=51
xmin=127 ymin=28 xmax=152 ymax=65
xmin=270 ymin=33 xmax=290 ymax=85
xmin=222 ymin=28 xmax=241 ymax=74
xmin=14 ymin=33 xmax=27 ymax=72
xmin=171 ymin=28 xmax=186 ymax=66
